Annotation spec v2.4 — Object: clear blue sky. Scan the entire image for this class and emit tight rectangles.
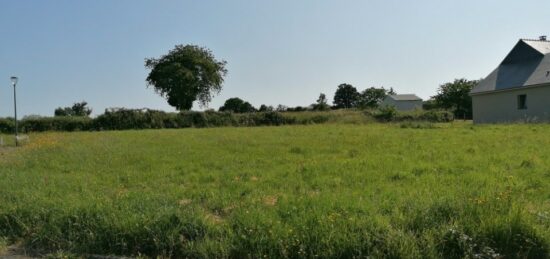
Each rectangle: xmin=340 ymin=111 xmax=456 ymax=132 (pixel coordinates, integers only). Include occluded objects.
xmin=1 ymin=0 xmax=549 ymax=117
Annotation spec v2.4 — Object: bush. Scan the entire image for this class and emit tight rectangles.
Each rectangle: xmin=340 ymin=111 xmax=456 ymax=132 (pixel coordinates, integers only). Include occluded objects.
xmin=178 ymin=111 xmax=238 ymax=128
xmin=264 ymin=111 xmax=291 ymax=125
xmin=93 ymin=108 xmax=175 ymax=130
xmin=373 ymin=106 xmax=398 ymax=121
xmin=92 ymin=110 xmax=303 ymax=131
xmin=373 ymin=107 xmax=454 ymax=123
xmin=420 ymin=110 xmax=454 ymax=122
xmin=234 ymin=112 xmax=297 ymax=126
xmin=219 ymin=98 xmax=256 ymax=113
xmin=20 ymin=117 xmax=92 ymax=132
xmin=0 ymin=118 xmax=14 ymax=133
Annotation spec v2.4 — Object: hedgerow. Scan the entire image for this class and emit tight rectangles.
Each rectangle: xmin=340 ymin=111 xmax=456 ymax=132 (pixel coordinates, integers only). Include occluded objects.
xmin=0 ymin=108 xmax=455 ymax=133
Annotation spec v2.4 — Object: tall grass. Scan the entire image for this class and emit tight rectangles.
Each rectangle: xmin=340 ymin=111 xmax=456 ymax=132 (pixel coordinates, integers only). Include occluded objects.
xmin=0 ymin=122 xmax=549 ymax=258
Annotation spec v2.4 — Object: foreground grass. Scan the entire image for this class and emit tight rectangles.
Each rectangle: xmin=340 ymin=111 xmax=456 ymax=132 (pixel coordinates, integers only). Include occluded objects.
xmin=0 ymin=122 xmax=549 ymax=258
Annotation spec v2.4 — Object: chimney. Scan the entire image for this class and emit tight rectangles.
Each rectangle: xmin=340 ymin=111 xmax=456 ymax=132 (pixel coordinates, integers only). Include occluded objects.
xmin=540 ymin=35 xmax=547 ymax=41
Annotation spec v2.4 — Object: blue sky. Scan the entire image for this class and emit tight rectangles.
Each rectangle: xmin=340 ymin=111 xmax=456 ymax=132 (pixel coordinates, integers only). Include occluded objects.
xmin=1 ymin=0 xmax=549 ymax=117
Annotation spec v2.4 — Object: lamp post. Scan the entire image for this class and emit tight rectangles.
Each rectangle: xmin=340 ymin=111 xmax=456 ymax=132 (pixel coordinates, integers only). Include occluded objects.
xmin=10 ymin=76 xmax=18 ymax=147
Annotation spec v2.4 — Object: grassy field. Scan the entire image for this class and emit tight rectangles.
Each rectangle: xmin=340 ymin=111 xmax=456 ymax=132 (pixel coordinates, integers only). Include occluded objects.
xmin=0 ymin=122 xmax=549 ymax=258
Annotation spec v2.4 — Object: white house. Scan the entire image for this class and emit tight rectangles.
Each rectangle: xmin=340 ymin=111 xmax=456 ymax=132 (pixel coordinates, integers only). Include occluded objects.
xmin=381 ymin=94 xmax=423 ymax=111
xmin=471 ymin=36 xmax=550 ymax=123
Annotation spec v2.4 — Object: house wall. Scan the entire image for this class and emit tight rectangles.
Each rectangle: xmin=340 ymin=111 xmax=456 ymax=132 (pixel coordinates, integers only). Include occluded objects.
xmin=472 ymin=84 xmax=550 ymax=123
xmin=381 ymin=99 xmax=423 ymax=111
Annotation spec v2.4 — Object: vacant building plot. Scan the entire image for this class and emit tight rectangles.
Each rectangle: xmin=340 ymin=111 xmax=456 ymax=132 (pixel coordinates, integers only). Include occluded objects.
xmin=0 ymin=123 xmax=549 ymax=258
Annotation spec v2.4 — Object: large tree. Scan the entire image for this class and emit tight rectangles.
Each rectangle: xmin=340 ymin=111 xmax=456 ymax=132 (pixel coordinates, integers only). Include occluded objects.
xmin=357 ymin=87 xmax=393 ymax=109
xmin=219 ymin=97 xmax=256 ymax=113
xmin=145 ymin=45 xmax=227 ymax=110
xmin=433 ymin=78 xmax=479 ymax=119
xmin=333 ymin=84 xmax=360 ymax=109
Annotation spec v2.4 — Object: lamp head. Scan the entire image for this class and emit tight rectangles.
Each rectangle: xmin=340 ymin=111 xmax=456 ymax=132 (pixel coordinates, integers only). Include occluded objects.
xmin=10 ymin=76 xmax=18 ymax=86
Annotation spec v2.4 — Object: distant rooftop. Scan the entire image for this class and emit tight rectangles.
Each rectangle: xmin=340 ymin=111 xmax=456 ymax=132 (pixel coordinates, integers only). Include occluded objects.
xmin=387 ymin=94 xmax=422 ymax=101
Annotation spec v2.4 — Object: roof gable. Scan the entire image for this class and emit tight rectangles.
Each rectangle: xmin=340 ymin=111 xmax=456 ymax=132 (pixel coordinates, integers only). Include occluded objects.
xmin=471 ymin=39 xmax=550 ymax=94
xmin=524 ymin=39 xmax=550 ymax=54
xmin=501 ymin=40 xmax=545 ymax=64
xmin=386 ymin=94 xmax=422 ymax=101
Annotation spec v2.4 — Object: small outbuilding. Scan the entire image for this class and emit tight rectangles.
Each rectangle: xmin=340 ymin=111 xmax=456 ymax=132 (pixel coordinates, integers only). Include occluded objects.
xmin=381 ymin=94 xmax=423 ymax=111
xmin=471 ymin=36 xmax=550 ymax=123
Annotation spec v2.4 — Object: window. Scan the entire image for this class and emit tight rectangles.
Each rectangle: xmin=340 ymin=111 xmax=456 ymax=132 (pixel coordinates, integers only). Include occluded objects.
xmin=517 ymin=94 xmax=527 ymax=110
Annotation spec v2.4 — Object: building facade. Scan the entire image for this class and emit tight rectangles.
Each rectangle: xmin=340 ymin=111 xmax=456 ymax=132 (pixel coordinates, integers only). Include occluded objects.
xmin=381 ymin=94 xmax=423 ymax=111
xmin=472 ymin=84 xmax=550 ymax=123
xmin=471 ymin=37 xmax=550 ymax=123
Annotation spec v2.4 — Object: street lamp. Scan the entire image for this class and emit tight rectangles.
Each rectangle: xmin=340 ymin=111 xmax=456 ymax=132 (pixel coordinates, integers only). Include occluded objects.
xmin=10 ymin=76 xmax=18 ymax=147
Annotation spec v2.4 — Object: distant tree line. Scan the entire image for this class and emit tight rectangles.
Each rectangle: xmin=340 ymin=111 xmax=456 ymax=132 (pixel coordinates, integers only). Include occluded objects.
xmin=332 ymin=84 xmax=396 ymax=109
xmin=48 ymin=78 xmax=475 ymax=122
xmin=37 ymin=78 xmax=473 ymax=134
xmin=213 ymin=84 xmax=397 ymax=113
xmin=141 ymin=44 xmax=476 ymax=120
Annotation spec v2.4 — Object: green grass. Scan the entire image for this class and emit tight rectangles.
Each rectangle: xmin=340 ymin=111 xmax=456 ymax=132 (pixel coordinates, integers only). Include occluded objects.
xmin=0 ymin=236 xmax=7 ymax=255
xmin=0 ymin=134 xmax=16 ymax=147
xmin=0 ymin=122 xmax=549 ymax=258
xmin=283 ymin=109 xmax=375 ymax=124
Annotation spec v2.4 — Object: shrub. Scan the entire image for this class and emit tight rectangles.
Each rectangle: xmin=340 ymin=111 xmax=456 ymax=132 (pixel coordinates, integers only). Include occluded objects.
xmin=178 ymin=111 xmax=238 ymax=128
xmin=373 ymin=106 xmax=398 ymax=121
xmin=419 ymin=110 xmax=454 ymax=123
xmin=219 ymin=98 xmax=256 ymax=113
xmin=20 ymin=117 xmax=92 ymax=132
xmin=253 ymin=112 xmax=292 ymax=126
xmin=0 ymin=118 xmax=14 ymax=134
xmin=93 ymin=108 xmax=169 ymax=130
xmin=92 ymin=110 xmax=297 ymax=131
xmin=373 ymin=108 xmax=454 ymax=123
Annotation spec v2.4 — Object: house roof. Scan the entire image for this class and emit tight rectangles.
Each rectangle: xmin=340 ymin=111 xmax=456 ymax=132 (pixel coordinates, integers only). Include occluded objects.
xmin=386 ymin=94 xmax=422 ymax=101
xmin=471 ymin=39 xmax=550 ymax=94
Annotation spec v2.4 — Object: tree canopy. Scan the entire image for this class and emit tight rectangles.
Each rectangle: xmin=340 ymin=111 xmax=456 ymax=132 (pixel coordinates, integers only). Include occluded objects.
xmin=333 ymin=84 xmax=360 ymax=109
xmin=313 ymin=93 xmax=330 ymax=111
xmin=54 ymin=101 xmax=92 ymax=117
xmin=219 ymin=97 xmax=256 ymax=113
xmin=258 ymin=104 xmax=274 ymax=112
xmin=145 ymin=45 xmax=227 ymax=110
xmin=357 ymin=87 xmax=394 ymax=109
xmin=433 ymin=78 xmax=479 ymax=119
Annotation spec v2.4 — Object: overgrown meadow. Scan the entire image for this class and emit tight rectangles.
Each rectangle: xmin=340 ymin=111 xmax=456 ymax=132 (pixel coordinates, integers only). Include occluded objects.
xmin=0 ymin=122 xmax=549 ymax=258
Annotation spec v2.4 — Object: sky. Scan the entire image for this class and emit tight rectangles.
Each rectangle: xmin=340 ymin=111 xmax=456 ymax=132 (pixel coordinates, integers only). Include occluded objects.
xmin=1 ymin=0 xmax=549 ymax=117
